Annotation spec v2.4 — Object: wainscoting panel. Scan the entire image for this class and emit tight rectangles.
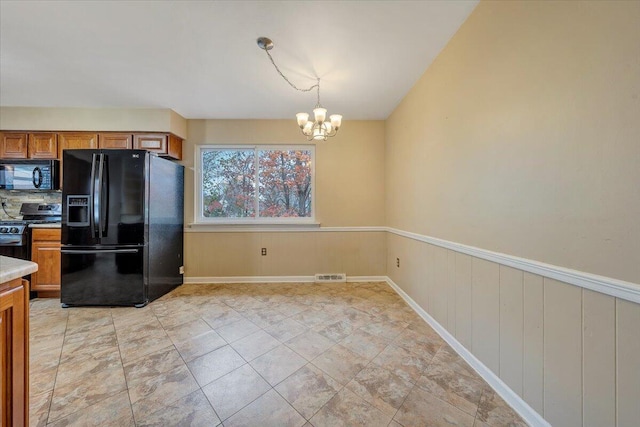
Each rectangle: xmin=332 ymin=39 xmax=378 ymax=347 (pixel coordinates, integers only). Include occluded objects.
xmin=522 ymin=272 xmax=544 ymax=414
xmin=386 ymin=231 xmax=640 ymax=427
xmin=582 ymin=290 xmax=615 ymax=427
xmin=471 ymin=258 xmax=501 ymax=373
xmin=499 ymin=265 xmax=524 ymax=397
xmin=616 ymin=299 xmax=640 ymax=427
xmin=543 ymin=278 xmax=582 ymax=427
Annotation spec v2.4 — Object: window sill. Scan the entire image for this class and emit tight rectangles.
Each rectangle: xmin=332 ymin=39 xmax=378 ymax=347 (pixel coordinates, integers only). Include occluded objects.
xmin=185 ymin=222 xmax=321 ymax=232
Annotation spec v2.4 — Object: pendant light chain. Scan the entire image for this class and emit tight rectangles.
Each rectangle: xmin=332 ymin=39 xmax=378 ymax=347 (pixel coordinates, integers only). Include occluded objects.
xmin=264 ymin=48 xmax=319 ymax=94
xmin=258 ymin=36 xmax=342 ymax=141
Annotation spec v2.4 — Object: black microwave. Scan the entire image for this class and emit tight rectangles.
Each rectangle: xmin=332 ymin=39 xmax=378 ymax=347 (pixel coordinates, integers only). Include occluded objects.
xmin=0 ymin=159 xmax=60 ymax=190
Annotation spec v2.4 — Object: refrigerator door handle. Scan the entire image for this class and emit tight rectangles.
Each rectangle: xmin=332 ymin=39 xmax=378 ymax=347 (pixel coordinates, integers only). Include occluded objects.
xmin=99 ymin=153 xmax=108 ymax=237
xmin=61 ymin=248 xmax=140 ymax=254
xmin=95 ymin=153 xmax=105 ymax=239
xmin=90 ymin=153 xmax=99 ymax=238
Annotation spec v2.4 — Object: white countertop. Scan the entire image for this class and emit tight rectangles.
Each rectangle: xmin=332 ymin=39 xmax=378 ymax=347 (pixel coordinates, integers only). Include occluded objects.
xmin=29 ymin=223 xmax=61 ymax=228
xmin=0 ymin=256 xmax=38 ymax=283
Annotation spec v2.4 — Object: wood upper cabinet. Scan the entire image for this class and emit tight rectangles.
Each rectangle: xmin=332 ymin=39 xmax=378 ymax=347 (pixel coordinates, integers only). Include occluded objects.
xmin=99 ymin=133 xmax=132 ymax=149
xmin=28 ymin=132 xmax=58 ymax=159
xmin=0 ymin=277 xmax=29 ymax=427
xmin=0 ymin=132 xmax=28 ymax=158
xmin=58 ymin=132 xmax=98 ymax=157
xmin=133 ymin=133 xmax=168 ymax=154
xmin=168 ymin=134 xmax=183 ymax=160
xmin=31 ymin=228 xmax=62 ymax=297
xmin=133 ymin=133 xmax=182 ymax=160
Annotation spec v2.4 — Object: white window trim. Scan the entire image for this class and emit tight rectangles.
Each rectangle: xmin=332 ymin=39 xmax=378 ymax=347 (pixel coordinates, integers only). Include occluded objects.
xmin=194 ymin=144 xmax=316 ymax=226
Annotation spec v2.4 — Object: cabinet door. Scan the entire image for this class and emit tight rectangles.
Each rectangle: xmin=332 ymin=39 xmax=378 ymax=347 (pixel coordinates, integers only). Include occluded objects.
xmin=0 ymin=132 xmax=28 ymax=159
xmin=58 ymin=132 xmax=98 ymax=157
xmin=28 ymin=133 xmax=58 ymax=159
xmin=99 ymin=133 xmax=132 ymax=149
xmin=168 ymin=134 xmax=183 ymax=160
xmin=31 ymin=229 xmax=62 ymax=293
xmin=133 ymin=133 xmax=168 ymax=155
xmin=0 ymin=278 xmax=28 ymax=427
xmin=58 ymin=132 xmax=98 ymax=187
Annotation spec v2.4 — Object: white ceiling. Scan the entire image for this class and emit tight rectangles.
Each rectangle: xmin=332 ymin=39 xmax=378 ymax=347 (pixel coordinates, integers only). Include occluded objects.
xmin=0 ymin=1 xmax=478 ymax=120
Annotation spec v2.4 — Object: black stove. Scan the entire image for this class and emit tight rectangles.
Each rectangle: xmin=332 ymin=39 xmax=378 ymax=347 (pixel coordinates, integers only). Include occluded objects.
xmin=0 ymin=203 xmax=61 ymax=257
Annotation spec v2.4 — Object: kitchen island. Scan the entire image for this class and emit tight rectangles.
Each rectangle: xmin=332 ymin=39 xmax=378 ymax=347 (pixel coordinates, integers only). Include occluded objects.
xmin=0 ymin=255 xmax=37 ymax=426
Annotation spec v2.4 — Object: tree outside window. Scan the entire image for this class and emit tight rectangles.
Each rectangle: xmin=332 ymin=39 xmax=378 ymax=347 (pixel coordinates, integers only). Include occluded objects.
xmin=200 ymin=146 xmax=314 ymax=221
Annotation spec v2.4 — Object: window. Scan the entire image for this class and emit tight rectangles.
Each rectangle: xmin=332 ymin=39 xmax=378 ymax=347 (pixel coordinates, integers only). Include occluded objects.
xmin=196 ymin=146 xmax=315 ymax=223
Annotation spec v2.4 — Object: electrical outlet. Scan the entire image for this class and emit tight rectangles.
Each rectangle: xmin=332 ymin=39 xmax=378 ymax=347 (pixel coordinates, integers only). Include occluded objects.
xmin=261 ymin=248 xmax=267 ymax=256
xmin=396 ymin=258 xmax=400 ymax=268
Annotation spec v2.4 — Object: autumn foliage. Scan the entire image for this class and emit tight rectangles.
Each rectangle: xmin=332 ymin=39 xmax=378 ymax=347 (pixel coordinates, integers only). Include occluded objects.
xmin=202 ymin=149 xmax=312 ymax=218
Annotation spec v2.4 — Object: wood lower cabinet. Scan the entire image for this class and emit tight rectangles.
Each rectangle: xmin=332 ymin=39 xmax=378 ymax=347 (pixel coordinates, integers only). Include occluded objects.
xmin=31 ymin=228 xmax=62 ymax=297
xmin=0 ymin=277 xmax=29 ymax=427
xmin=28 ymin=133 xmax=58 ymax=159
xmin=99 ymin=133 xmax=132 ymax=149
xmin=0 ymin=132 xmax=28 ymax=158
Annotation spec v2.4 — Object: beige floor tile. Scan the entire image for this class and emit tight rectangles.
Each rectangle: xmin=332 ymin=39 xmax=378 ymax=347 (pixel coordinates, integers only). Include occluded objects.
xmin=29 ymin=282 xmax=523 ymax=426
xmin=55 ymin=346 xmax=122 ymax=388
xmin=242 ymin=307 xmax=287 ymax=328
xmin=166 ymin=318 xmax=227 ymax=361
xmin=201 ymin=305 xmax=244 ymax=329
xmin=371 ymin=344 xmax=432 ymax=383
xmin=394 ymin=387 xmax=475 ymax=427
xmin=265 ymin=317 xmax=308 ymax=342
xmin=187 ymin=344 xmax=246 ymax=387
xmin=290 ymin=308 xmax=334 ymax=328
xmin=309 ymin=388 xmax=391 ymax=427
xmin=124 ymin=346 xmax=185 ymax=388
xmin=339 ymin=329 xmax=390 ymax=360
xmin=249 ymin=344 xmax=307 ymax=386
xmin=29 ymin=389 xmax=52 ymax=427
xmin=360 ymin=319 xmax=408 ymax=341
xmin=285 ymin=330 xmax=335 ymax=361
xmin=30 ymin=365 xmax=59 ymax=397
xmin=224 ymin=389 xmax=306 ymax=427
xmin=476 ymin=388 xmax=527 ymax=426
xmin=129 ymin=363 xmax=200 ymax=422
xmin=202 ymin=364 xmax=271 ymax=421
xmin=416 ymin=358 xmax=486 ymax=417
xmin=393 ymin=326 xmax=444 ymax=357
xmin=346 ymin=365 xmax=414 ymax=417
xmin=275 ymin=364 xmax=342 ymax=420
xmin=215 ymin=318 xmax=261 ymax=343
xmin=312 ymin=344 xmax=369 ymax=385
xmin=230 ymin=329 xmax=281 ymax=361
xmin=47 ymin=390 xmax=134 ymax=427
xmin=135 ymin=389 xmax=220 ymax=427
xmin=48 ymin=365 xmax=127 ymax=422
xmin=314 ymin=318 xmax=358 ymax=342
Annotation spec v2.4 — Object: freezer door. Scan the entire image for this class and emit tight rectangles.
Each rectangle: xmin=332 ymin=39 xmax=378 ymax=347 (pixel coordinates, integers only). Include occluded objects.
xmin=60 ymin=246 xmax=146 ymax=306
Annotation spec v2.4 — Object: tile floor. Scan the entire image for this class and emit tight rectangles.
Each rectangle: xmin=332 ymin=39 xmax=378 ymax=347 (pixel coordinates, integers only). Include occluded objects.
xmin=29 ymin=282 xmax=527 ymax=426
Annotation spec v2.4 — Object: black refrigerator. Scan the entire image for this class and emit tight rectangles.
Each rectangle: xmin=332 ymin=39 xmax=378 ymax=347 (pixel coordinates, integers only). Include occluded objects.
xmin=61 ymin=149 xmax=184 ymax=307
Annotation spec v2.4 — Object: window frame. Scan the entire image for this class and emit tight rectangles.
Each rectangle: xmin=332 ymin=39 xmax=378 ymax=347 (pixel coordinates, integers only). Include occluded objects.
xmin=195 ymin=144 xmax=316 ymax=225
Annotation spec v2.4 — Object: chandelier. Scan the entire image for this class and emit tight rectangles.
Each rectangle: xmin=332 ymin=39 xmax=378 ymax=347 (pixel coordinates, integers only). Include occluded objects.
xmin=257 ymin=37 xmax=342 ymax=141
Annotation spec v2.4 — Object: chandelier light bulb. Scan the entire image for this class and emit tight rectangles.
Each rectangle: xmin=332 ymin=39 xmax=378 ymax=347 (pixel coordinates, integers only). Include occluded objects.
xmin=330 ymin=114 xmax=342 ymax=130
xmin=313 ymin=107 xmax=327 ymax=123
xmin=302 ymin=121 xmax=314 ymax=136
xmin=296 ymin=112 xmax=309 ymax=128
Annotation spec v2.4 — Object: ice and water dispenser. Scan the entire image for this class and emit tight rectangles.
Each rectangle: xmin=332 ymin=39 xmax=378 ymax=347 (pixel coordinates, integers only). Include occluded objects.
xmin=66 ymin=196 xmax=90 ymax=226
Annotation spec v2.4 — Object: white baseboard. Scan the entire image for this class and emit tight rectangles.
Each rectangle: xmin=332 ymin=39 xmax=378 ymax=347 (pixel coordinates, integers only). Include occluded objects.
xmin=183 ymin=275 xmax=387 ymax=284
xmin=385 ymin=277 xmax=549 ymax=427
